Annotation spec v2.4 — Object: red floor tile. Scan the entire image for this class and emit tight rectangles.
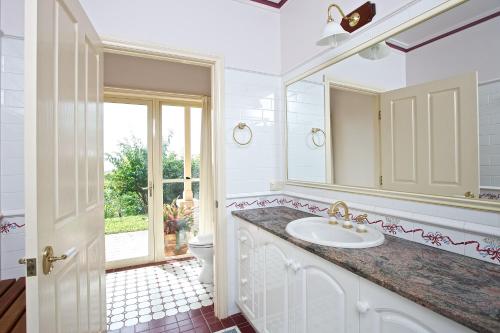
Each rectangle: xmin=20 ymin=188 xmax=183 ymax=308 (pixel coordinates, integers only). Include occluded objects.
xmin=109 ymin=307 xmax=250 ymax=333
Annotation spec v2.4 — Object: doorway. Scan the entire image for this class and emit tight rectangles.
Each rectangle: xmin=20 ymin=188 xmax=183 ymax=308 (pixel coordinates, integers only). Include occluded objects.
xmin=103 ymin=91 xmax=205 ymax=269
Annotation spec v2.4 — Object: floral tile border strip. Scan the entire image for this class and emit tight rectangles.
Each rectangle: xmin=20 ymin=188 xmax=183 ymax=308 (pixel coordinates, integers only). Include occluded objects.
xmin=0 ymin=220 xmax=24 ymax=234
xmin=226 ymin=195 xmax=500 ymax=265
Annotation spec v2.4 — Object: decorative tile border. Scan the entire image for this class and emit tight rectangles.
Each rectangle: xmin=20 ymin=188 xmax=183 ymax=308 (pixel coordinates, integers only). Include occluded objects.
xmin=226 ymin=195 xmax=500 ymax=265
xmin=0 ymin=220 xmax=25 ymax=234
xmin=479 ymin=192 xmax=500 ymax=200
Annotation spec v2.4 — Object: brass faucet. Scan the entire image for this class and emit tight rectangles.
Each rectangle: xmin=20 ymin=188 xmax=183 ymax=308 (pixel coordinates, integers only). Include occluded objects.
xmin=327 ymin=201 xmax=351 ymax=227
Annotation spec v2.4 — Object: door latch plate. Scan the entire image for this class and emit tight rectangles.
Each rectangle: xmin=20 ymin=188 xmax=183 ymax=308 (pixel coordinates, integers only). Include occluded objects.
xmin=19 ymin=258 xmax=37 ymax=277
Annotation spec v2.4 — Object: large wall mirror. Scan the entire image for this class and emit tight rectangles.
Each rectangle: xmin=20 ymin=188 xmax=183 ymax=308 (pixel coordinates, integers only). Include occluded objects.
xmin=286 ymin=0 xmax=500 ymax=209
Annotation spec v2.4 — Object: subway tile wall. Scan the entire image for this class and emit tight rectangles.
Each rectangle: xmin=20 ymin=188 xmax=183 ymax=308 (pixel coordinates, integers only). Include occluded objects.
xmin=0 ymin=35 xmax=25 ymax=279
xmin=224 ymin=69 xmax=283 ymax=195
xmin=479 ymin=80 xmax=500 ymax=190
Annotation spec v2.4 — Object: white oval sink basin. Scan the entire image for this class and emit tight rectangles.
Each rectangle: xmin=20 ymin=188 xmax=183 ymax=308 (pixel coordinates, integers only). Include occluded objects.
xmin=286 ymin=217 xmax=384 ymax=248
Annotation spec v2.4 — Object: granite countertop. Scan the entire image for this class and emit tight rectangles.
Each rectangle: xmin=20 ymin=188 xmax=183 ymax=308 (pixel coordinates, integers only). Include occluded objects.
xmin=232 ymin=207 xmax=500 ymax=333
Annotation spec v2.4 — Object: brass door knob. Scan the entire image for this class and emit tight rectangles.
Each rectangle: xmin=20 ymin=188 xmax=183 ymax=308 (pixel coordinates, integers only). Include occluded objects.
xmin=464 ymin=191 xmax=475 ymax=199
xmin=42 ymin=246 xmax=67 ymax=275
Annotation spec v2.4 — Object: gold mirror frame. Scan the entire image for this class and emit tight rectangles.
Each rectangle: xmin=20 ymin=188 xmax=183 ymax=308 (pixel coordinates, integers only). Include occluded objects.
xmin=284 ymin=0 xmax=500 ymax=212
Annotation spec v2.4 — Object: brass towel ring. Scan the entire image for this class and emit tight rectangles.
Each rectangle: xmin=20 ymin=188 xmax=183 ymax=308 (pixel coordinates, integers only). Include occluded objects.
xmin=233 ymin=122 xmax=253 ymax=146
xmin=311 ymin=128 xmax=326 ymax=147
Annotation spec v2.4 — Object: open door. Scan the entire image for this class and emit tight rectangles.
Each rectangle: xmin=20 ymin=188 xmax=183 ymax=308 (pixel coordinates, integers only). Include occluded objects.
xmin=24 ymin=0 xmax=105 ymax=332
xmin=380 ymin=72 xmax=479 ymax=197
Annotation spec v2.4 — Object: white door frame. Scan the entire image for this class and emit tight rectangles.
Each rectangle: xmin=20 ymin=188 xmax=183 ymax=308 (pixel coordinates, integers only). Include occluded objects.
xmin=102 ymin=38 xmax=229 ymax=318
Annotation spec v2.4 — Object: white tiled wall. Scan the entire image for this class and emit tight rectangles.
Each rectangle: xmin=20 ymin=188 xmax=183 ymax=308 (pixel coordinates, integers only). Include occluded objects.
xmin=0 ymin=35 xmax=25 ymax=279
xmin=479 ymin=80 xmax=500 ymax=189
xmin=224 ymin=69 xmax=283 ymax=195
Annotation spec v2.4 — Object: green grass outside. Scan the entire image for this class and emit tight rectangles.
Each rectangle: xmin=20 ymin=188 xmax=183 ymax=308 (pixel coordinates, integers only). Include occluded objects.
xmin=105 ymin=215 xmax=148 ymax=235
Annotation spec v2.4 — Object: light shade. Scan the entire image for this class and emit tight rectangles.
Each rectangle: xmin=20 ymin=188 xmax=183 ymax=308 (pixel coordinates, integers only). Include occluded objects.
xmin=316 ymin=21 xmax=350 ymax=47
xmin=358 ymin=42 xmax=391 ymax=60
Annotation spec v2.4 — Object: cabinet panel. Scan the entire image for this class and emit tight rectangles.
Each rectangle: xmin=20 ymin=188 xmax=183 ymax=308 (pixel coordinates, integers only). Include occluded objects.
xmin=238 ymin=227 xmax=256 ymax=320
xmin=293 ymin=250 xmax=359 ymax=333
xmin=264 ymin=242 xmax=290 ymax=333
xmin=359 ymin=279 xmax=474 ymax=333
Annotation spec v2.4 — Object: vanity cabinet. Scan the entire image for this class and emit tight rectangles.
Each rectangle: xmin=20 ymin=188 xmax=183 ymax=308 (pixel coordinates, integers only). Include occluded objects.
xmin=236 ymin=218 xmax=476 ymax=333
xmin=290 ymin=248 xmax=359 ymax=333
xmin=237 ymin=222 xmax=260 ymax=324
xmin=358 ymin=279 xmax=475 ymax=333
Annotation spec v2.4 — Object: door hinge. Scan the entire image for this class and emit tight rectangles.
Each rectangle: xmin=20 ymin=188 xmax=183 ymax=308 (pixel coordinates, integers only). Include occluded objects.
xmin=378 ymin=110 xmax=382 ymax=120
xmin=215 ymin=200 xmax=219 ymax=208
xmin=379 ymin=175 xmax=383 ymax=186
xmin=18 ymin=257 xmax=37 ymax=277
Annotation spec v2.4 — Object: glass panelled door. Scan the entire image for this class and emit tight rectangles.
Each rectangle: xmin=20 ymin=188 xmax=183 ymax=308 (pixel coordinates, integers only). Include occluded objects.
xmin=103 ymin=95 xmax=204 ymax=267
xmin=161 ymin=103 xmax=202 ymax=258
xmin=103 ymin=100 xmax=154 ymax=267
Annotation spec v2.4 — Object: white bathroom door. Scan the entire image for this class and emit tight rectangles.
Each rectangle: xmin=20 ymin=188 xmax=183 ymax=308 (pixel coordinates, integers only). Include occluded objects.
xmin=24 ymin=0 xmax=105 ymax=332
xmin=380 ymin=72 xmax=479 ymax=197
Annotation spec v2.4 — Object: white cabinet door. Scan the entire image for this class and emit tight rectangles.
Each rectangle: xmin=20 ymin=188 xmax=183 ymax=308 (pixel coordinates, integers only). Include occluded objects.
xmin=236 ymin=220 xmax=265 ymax=331
xmin=291 ymin=250 xmax=359 ymax=333
xmin=237 ymin=224 xmax=257 ymax=320
xmin=359 ymin=279 xmax=475 ymax=333
xmin=263 ymin=239 xmax=292 ymax=333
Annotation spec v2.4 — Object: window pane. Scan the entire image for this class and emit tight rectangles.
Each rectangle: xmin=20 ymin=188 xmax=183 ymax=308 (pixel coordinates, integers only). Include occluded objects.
xmin=191 ymin=107 xmax=202 ymax=199
xmin=162 ymin=105 xmax=185 ymax=181
xmin=103 ymin=102 xmax=149 ymax=262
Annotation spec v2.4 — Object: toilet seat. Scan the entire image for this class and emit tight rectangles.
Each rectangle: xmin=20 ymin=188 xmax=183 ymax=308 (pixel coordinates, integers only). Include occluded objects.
xmin=189 ymin=234 xmax=213 ymax=248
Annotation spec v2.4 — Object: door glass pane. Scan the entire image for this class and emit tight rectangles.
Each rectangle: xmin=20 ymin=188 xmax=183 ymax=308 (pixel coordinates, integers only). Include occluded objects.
xmin=162 ymin=104 xmax=201 ymax=257
xmin=104 ymin=102 xmax=149 ymax=262
xmin=191 ymin=107 xmax=202 ymax=199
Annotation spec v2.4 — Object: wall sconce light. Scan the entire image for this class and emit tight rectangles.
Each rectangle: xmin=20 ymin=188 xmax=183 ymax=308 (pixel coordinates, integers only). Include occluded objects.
xmin=358 ymin=41 xmax=391 ymax=60
xmin=317 ymin=2 xmax=376 ymax=47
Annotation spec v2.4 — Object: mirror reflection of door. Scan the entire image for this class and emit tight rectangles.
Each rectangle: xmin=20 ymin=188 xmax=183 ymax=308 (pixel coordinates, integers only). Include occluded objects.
xmin=285 ymin=0 xmax=499 ymax=201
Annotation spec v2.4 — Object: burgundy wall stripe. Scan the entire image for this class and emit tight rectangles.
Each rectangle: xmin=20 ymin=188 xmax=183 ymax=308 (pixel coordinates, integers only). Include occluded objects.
xmin=387 ymin=10 xmax=500 ymax=53
xmin=249 ymin=0 xmax=288 ymax=9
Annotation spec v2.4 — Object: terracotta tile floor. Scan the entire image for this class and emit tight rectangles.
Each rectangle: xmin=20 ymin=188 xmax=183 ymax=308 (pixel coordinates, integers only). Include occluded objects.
xmin=107 ymin=305 xmax=255 ymax=333
xmin=106 ymin=258 xmax=254 ymax=333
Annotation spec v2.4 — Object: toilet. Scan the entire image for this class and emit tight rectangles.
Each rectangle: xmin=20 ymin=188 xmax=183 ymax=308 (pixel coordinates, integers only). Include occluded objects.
xmin=188 ymin=234 xmax=214 ymax=284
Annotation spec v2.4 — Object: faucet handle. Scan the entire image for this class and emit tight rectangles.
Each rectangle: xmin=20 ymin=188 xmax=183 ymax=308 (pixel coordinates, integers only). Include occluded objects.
xmin=327 ymin=207 xmax=338 ymax=216
xmin=354 ymin=214 xmax=368 ymax=224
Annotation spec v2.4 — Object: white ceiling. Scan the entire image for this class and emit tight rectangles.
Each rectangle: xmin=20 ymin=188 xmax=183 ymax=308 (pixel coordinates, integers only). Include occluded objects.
xmin=388 ymin=0 xmax=500 ymax=48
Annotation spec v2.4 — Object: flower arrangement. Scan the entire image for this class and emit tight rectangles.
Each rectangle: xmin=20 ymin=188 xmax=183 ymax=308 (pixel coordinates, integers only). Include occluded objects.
xmin=163 ymin=197 xmax=194 ymax=234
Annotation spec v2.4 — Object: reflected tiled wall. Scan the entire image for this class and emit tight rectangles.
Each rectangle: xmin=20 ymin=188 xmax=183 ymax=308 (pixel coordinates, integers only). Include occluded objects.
xmin=286 ymin=80 xmax=326 ymax=183
xmin=0 ymin=35 xmax=25 ymax=279
xmin=479 ymin=80 xmax=500 ymax=191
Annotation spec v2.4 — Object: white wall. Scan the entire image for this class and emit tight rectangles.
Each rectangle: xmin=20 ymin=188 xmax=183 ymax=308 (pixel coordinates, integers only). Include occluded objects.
xmin=406 ymin=17 xmax=500 ymax=85
xmin=80 ymin=0 xmax=281 ymax=75
xmin=0 ymin=0 xmax=25 ymax=279
xmin=0 ymin=0 xmax=24 ymax=37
